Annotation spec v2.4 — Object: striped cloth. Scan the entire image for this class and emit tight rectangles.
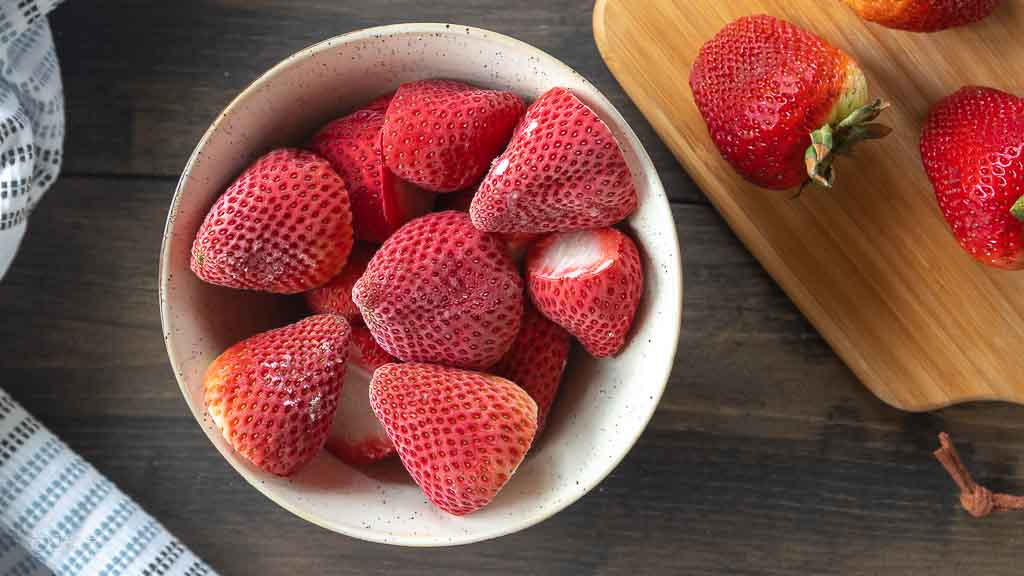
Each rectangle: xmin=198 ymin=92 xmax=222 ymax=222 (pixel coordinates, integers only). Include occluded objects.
xmin=0 ymin=389 xmax=217 ymax=576
xmin=0 ymin=0 xmax=66 ymax=280
xmin=0 ymin=2 xmax=218 ymax=574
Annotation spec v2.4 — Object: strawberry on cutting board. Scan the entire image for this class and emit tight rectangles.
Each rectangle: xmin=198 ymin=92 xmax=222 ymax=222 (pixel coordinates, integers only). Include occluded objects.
xmin=305 ymin=243 xmax=374 ymax=324
xmin=325 ymin=327 xmax=396 ymax=466
xmin=369 ymin=363 xmax=538 ymax=516
xmin=491 ymin=303 xmax=570 ymax=432
xmin=842 ymin=0 xmax=1002 ymax=32
xmin=203 ymin=314 xmax=351 ymax=476
xmin=526 ymin=227 xmax=643 ymax=358
xmin=191 ymin=148 xmax=354 ymax=294
xmin=690 ymin=15 xmax=890 ymax=190
xmin=352 ymin=210 xmax=524 ymax=370
xmin=470 ymin=87 xmax=638 ymax=234
xmin=920 ymin=86 xmax=1024 ymax=270
xmin=382 ymin=79 xmax=525 ymax=193
xmin=312 ymin=106 xmax=433 ymax=243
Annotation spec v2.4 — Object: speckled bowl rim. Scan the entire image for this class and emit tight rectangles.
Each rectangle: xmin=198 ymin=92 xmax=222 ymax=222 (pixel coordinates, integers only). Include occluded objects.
xmin=159 ymin=22 xmax=683 ymax=546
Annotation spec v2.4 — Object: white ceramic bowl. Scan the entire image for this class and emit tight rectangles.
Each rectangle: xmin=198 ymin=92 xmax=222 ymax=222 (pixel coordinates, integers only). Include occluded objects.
xmin=160 ymin=23 xmax=682 ymax=546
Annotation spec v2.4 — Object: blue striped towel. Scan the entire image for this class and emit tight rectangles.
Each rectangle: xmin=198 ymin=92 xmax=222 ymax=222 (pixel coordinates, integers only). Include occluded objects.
xmin=0 ymin=389 xmax=217 ymax=576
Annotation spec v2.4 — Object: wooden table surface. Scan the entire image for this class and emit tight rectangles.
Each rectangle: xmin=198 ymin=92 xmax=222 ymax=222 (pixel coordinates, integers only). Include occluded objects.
xmin=3 ymin=1 xmax=1023 ymax=574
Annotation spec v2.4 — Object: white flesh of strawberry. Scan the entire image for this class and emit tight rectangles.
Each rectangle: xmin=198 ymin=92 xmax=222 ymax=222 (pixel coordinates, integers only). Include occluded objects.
xmin=535 ymin=230 xmax=615 ymax=279
xmin=326 ymin=358 xmax=392 ymax=463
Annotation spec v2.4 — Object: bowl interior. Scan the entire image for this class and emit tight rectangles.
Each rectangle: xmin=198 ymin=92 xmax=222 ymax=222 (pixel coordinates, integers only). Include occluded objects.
xmin=160 ymin=23 xmax=682 ymax=546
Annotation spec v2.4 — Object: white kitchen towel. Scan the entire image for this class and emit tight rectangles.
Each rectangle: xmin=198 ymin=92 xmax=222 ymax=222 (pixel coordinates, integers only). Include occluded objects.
xmin=0 ymin=0 xmax=65 ymax=280
xmin=0 ymin=389 xmax=217 ymax=576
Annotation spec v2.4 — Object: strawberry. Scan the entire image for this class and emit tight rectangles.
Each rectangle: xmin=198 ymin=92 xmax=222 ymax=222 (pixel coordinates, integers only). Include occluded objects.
xmin=526 ymin=227 xmax=643 ymax=358
xmin=491 ymin=303 xmax=570 ymax=432
xmin=190 ymin=148 xmax=354 ymax=294
xmin=689 ymin=15 xmax=890 ymax=190
xmin=352 ymin=211 xmax=524 ymax=370
xmin=843 ymin=0 xmax=1002 ymax=32
xmin=325 ymin=327 xmax=396 ymax=466
xmin=382 ymin=79 xmax=525 ymax=193
xmin=920 ymin=86 xmax=1024 ymax=270
xmin=312 ymin=107 xmax=433 ymax=243
xmin=470 ymin=87 xmax=638 ymax=233
xmin=203 ymin=315 xmax=351 ymax=476
xmin=304 ymin=243 xmax=374 ymax=324
xmin=369 ymin=363 xmax=538 ymax=516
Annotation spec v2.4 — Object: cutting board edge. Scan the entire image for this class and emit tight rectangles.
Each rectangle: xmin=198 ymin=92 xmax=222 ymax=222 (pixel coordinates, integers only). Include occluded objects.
xmin=592 ymin=0 xmax=1024 ymax=412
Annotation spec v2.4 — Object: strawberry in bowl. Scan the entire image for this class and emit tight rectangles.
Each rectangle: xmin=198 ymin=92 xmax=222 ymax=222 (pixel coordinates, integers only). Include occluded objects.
xmin=160 ymin=23 xmax=681 ymax=546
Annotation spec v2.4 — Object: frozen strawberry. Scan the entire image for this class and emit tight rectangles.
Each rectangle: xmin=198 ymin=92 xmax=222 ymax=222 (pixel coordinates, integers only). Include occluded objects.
xmin=203 ymin=315 xmax=351 ymax=476
xmin=526 ymin=227 xmax=643 ymax=358
xmin=470 ymin=87 xmax=638 ymax=233
xmin=325 ymin=327 xmax=396 ymax=466
xmin=304 ymin=244 xmax=374 ymax=324
xmin=190 ymin=148 xmax=354 ymax=294
xmin=491 ymin=303 xmax=570 ymax=432
xmin=312 ymin=108 xmax=433 ymax=243
xmin=352 ymin=211 xmax=523 ymax=370
xmin=382 ymin=79 xmax=525 ymax=193
xmin=369 ymin=363 xmax=538 ymax=516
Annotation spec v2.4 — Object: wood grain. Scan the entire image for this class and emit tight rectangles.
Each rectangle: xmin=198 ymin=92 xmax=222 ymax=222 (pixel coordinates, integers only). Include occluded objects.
xmin=594 ymin=0 xmax=1024 ymax=411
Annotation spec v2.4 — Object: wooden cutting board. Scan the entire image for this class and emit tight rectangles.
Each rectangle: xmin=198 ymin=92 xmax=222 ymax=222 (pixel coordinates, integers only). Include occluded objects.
xmin=594 ymin=0 xmax=1024 ymax=411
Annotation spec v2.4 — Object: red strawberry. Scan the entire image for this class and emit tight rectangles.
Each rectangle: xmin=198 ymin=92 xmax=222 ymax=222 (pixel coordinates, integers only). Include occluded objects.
xmin=470 ymin=87 xmax=638 ymax=233
xmin=325 ymin=327 xmax=396 ymax=466
xmin=920 ymin=86 xmax=1024 ymax=270
xmin=190 ymin=148 xmax=353 ymax=294
xmin=305 ymin=244 xmax=374 ymax=324
xmin=843 ymin=0 xmax=1002 ymax=32
xmin=312 ymin=108 xmax=433 ymax=243
xmin=689 ymin=15 xmax=890 ymax=190
xmin=382 ymin=79 xmax=525 ymax=193
xmin=526 ymin=227 xmax=643 ymax=358
xmin=352 ymin=211 xmax=523 ymax=369
xmin=369 ymin=363 xmax=538 ymax=516
xmin=203 ymin=315 xmax=351 ymax=476
xmin=491 ymin=303 xmax=570 ymax=432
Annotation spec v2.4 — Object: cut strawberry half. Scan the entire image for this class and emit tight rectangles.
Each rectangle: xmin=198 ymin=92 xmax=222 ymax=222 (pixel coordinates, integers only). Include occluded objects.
xmin=527 ymin=227 xmax=643 ymax=358
xmin=312 ymin=108 xmax=433 ymax=243
xmin=325 ymin=327 xmax=396 ymax=466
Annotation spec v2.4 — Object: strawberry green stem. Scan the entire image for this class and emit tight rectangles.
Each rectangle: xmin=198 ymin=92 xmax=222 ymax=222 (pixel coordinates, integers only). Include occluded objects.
xmin=804 ymin=99 xmax=892 ymax=190
xmin=1012 ymin=195 xmax=1024 ymax=222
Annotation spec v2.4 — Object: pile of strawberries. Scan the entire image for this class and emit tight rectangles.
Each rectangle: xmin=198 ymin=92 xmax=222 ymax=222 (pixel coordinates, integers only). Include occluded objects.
xmin=190 ymin=80 xmax=642 ymax=516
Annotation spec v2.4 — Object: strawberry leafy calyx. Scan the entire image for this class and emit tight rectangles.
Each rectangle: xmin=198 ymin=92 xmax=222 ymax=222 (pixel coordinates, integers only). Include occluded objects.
xmin=803 ymin=99 xmax=892 ymax=190
xmin=1012 ymin=195 xmax=1024 ymax=222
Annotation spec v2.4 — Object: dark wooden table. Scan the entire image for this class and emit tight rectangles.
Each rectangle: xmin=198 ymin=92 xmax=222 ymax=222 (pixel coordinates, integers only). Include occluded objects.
xmin=2 ymin=1 xmax=1023 ymax=574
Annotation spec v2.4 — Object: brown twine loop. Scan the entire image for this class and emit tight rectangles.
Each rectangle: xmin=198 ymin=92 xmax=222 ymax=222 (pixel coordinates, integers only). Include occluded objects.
xmin=933 ymin=432 xmax=1024 ymax=518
